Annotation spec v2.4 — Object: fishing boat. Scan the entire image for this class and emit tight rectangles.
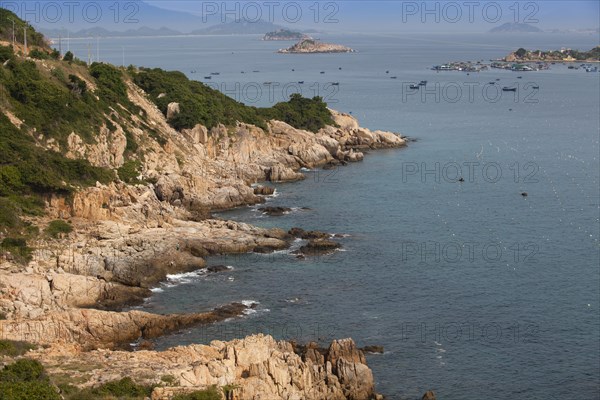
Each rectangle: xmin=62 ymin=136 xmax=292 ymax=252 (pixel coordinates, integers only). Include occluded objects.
xmin=204 ymin=76 xmax=212 ymax=79
xmin=502 ymin=87 xmax=517 ymax=92
xmin=390 ymin=76 xmax=397 ymax=79
xmin=331 ymin=82 xmax=340 ymax=86
xmin=419 ymin=80 xmax=427 ymax=86
xmin=409 ymin=84 xmax=420 ymax=90
xmin=297 ymin=81 xmax=304 ymax=84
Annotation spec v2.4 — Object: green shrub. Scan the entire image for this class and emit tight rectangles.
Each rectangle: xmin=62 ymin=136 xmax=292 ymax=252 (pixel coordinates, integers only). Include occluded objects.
xmin=0 ymin=359 xmax=59 ymax=400
xmin=133 ymin=68 xmax=335 ymax=133
xmin=0 ymin=359 xmax=45 ymax=383
xmin=45 ymin=220 xmax=73 ymax=238
xmin=89 ymin=62 xmax=128 ymax=104
xmin=172 ymin=386 xmax=222 ymax=400
xmin=63 ymin=51 xmax=74 ymax=62
xmin=0 ymin=45 xmax=13 ymax=62
xmin=29 ymin=49 xmax=49 ymax=60
xmin=0 ymin=340 xmax=36 ymax=356
xmin=0 ymin=237 xmax=32 ymax=263
xmin=0 ymin=312 xmax=6 ymax=320
xmin=90 ymin=377 xmax=152 ymax=398
xmin=118 ymin=160 xmax=142 ymax=184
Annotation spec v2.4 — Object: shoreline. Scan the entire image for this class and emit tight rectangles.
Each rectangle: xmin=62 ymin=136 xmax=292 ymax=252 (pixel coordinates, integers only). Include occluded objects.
xmin=0 ymin=80 xmax=407 ymax=398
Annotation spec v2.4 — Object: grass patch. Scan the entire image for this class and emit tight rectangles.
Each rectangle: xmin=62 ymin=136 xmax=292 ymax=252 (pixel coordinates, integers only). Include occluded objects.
xmin=64 ymin=377 xmax=154 ymax=400
xmin=45 ymin=220 xmax=73 ymax=239
xmin=0 ymin=359 xmax=60 ymax=400
xmin=0 ymin=340 xmax=36 ymax=357
xmin=172 ymin=386 xmax=222 ymax=400
xmin=117 ymin=160 xmax=142 ymax=184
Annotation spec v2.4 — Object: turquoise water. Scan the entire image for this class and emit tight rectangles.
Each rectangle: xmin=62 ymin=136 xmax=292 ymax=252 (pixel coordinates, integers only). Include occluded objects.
xmin=71 ymin=33 xmax=600 ymax=399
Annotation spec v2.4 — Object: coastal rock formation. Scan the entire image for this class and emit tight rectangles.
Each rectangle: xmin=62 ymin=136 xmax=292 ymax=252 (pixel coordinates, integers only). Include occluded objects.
xmin=31 ymin=335 xmax=375 ymax=400
xmin=0 ymin=303 xmax=252 ymax=350
xmin=278 ymin=39 xmax=355 ymax=54
xmin=0 ymin=58 xmax=406 ymax=399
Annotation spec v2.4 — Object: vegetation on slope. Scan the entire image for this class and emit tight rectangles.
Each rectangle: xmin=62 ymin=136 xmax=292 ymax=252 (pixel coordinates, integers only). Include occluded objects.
xmin=132 ymin=67 xmax=334 ymax=132
xmin=0 ymin=9 xmax=337 ymax=261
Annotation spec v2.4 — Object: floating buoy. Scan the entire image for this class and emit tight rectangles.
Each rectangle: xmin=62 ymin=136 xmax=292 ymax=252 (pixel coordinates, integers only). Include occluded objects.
xmin=521 ymin=192 xmax=528 ymax=197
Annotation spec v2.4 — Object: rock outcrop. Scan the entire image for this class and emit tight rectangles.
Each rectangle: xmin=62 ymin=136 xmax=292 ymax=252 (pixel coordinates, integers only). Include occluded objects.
xmin=0 ymin=74 xmax=408 ymax=400
xmin=30 ymin=335 xmax=375 ymax=400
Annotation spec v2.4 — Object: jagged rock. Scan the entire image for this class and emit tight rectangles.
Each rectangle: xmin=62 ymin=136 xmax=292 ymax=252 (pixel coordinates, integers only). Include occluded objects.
xmin=182 ymin=124 xmax=209 ymax=144
xmin=267 ymin=164 xmax=305 ymax=182
xmin=253 ymin=185 xmax=275 ymax=195
xmin=259 ymin=206 xmax=292 ymax=216
xmin=166 ymin=102 xmax=180 ymax=119
xmin=206 ymin=265 xmax=230 ymax=273
xmin=361 ymin=345 xmax=384 ymax=354
xmin=422 ymin=391 xmax=437 ymax=400
xmin=297 ymin=239 xmax=341 ymax=255
xmin=289 ymin=228 xmax=331 ymax=240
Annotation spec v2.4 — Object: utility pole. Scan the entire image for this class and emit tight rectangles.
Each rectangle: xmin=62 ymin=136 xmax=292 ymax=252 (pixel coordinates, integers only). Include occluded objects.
xmin=8 ymin=18 xmax=15 ymax=46
xmin=58 ymin=34 xmax=62 ymax=56
xmin=122 ymin=46 xmax=125 ymax=67
xmin=23 ymin=22 xmax=27 ymax=55
xmin=96 ymin=36 xmax=99 ymax=63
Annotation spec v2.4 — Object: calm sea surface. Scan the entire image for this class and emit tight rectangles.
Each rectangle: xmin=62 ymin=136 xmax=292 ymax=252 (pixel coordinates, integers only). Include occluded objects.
xmin=69 ymin=33 xmax=600 ymax=399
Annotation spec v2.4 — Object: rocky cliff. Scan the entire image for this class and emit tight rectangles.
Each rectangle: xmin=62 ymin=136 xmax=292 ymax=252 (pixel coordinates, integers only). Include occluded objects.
xmin=0 ymin=15 xmax=406 ymax=398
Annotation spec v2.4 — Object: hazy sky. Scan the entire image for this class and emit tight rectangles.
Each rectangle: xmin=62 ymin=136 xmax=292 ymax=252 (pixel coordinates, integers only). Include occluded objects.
xmin=5 ymin=0 xmax=599 ymax=33
xmin=148 ymin=0 xmax=600 ymax=32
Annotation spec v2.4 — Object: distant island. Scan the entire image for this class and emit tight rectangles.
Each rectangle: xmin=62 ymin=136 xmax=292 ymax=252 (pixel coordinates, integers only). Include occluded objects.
xmin=504 ymin=46 xmax=600 ymax=62
xmin=263 ymin=29 xmax=310 ymax=41
xmin=278 ymin=39 xmax=355 ymax=54
xmin=489 ymin=22 xmax=543 ymax=33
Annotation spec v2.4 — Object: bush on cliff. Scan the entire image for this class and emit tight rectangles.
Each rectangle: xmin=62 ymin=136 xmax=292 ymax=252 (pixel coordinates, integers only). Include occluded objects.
xmin=64 ymin=377 xmax=154 ymax=399
xmin=45 ymin=220 xmax=73 ymax=239
xmin=0 ymin=340 xmax=36 ymax=356
xmin=0 ymin=359 xmax=60 ymax=400
xmin=132 ymin=68 xmax=335 ymax=133
xmin=172 ymin=386 xmax=222 ymax=400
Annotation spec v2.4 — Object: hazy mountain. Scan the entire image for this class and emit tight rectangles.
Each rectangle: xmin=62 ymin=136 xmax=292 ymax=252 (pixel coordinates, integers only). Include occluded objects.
xmin=489 ymin=23 xmax=543 ymax=33
xmin=191 ymin=20 xmax=286 ymax=35
xmin=40 ymin=26 xmax=183 ymax=38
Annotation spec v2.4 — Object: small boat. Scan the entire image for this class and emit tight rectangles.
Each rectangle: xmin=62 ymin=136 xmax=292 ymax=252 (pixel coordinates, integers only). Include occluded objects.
xmin=298 ymin=81 xmax=305 ymax=84
xmin=252 ymin=70 xmax=260 ymax=73
xmin=489 ymin=82 xmax=496 ymax=85
xmin=204 ymin=76 xmax=212 ymax=79
xmin=390 ymin=76 xmax=397 ymax=79
xmin=496 ymin=78 xmax=501 ymax=81
xmin=339 ymin=67 xmax=342 ymax=70
xmin=331 ymin=82 xmax=340 ymax=86
xmin=409 ymin=84 xmax=420 ymax=90
xmin=502 ymin=87 xmax=517 ymax=92
xmin=263 ymin=82 xmax=272 ymax=85
xmin=320 ymin=71 xmax=325 ymax=74
xmin=419 ymin=80 xmax=427 ymax=86
xmin=210 ymin=72 xmax=220 ymax=75
xmin=241 ymin=71 xmax=245 ymax=74
xmin=386 ymin=70 xmax=390 ymax=74
xmin=517 ymin=76 xmax=522 ymax=79
xmin=292 ymin=69 xmax=295 ymax=71
xmin=532 ymin=85 xmax=539 ymax=89
xmin=190 ymin=70 xmax=196 ymax=74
